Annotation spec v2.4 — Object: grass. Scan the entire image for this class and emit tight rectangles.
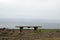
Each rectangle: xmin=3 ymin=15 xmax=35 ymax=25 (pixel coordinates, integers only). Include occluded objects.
xmin=0 ymin=29 xmax=60 ymax=40
xmin=39 ymin=29 xmax=57 ymax=32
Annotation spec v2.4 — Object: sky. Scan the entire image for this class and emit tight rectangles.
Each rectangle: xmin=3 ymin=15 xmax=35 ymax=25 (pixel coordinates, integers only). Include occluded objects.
xmin=0 ymin=0 xmax=60 ymax=20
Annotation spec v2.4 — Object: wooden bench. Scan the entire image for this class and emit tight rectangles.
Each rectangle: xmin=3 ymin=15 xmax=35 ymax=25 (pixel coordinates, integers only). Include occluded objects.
xmin=16 ymin=26 xmax=42 ymax=32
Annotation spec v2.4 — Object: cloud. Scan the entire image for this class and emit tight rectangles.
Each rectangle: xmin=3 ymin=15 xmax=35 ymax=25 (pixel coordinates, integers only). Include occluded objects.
xmin=0 ymin=0 xmax=60 ymax=20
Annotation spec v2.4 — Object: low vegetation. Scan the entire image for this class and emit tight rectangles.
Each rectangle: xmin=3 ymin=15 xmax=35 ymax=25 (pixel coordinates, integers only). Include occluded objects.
xmin=0 ymin=28 xmax=60 ymax=40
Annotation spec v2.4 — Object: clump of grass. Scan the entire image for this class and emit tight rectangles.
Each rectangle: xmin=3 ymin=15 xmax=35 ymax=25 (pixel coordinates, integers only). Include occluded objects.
xmin=2 ymin=38 xmax=8 ymax=40
xmin=56 ymin=29 xmax=60 ymax=32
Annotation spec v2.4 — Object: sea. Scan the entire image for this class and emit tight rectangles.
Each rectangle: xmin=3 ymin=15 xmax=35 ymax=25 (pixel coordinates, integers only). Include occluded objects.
xmin=0 ymin=19 xmax=60 ymax=29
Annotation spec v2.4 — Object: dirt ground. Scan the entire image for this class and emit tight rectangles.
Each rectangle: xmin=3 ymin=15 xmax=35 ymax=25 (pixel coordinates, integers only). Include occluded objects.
xmin=0 ymin=28 xmax=60 ymax=40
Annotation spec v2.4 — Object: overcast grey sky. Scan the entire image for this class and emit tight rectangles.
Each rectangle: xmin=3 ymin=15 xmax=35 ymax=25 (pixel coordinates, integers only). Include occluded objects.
xmin=0 ymin=0 xmax=60 ymax=20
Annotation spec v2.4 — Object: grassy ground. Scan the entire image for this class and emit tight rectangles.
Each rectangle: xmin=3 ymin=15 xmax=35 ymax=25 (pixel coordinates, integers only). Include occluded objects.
xmin=0 ymin=29 xmax=60 ymax=40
